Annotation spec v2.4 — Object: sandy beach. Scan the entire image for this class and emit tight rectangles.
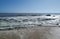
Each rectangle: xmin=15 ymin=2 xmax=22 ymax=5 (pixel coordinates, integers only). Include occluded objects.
xmin=0 ymin=26 xmax=60 ymax=39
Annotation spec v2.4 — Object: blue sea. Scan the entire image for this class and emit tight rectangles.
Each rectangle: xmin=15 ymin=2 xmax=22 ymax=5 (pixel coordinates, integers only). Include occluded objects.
xmin=0 ymin=13 xmax=60 ymax=17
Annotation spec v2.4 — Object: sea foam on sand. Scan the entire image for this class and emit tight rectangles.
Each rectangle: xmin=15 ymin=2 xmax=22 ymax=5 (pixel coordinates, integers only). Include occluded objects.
xmin=0 ymin=14 xmax=60 ymax=39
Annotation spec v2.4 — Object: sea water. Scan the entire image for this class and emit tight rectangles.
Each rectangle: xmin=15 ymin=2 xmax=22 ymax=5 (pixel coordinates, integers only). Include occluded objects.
xmin=0 ymin=13 xmax=60 ymax=29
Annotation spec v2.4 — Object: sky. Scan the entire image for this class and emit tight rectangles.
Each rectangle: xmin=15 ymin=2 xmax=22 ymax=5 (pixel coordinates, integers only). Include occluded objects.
xmin=0 ymin=0 xmax=60 ymax=13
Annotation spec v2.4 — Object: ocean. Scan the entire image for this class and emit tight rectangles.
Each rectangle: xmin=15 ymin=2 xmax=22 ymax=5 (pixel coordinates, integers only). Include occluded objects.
xmin=0 ymin=13 xmax=60 ymax=30
xmin=0 ymin=13 xmax=60 ymax=17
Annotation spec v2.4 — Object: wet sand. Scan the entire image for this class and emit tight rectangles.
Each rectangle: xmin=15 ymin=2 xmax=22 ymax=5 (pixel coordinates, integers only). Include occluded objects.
xmin=0 ymin=26 xmax=60 ymax=39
